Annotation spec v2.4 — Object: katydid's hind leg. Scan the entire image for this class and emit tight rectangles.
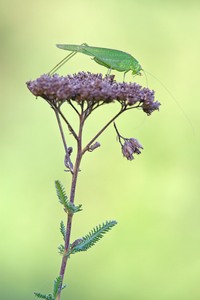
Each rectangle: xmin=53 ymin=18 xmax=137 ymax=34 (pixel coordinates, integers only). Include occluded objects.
xmin=48 ymin=51 xmax=77 ymax=75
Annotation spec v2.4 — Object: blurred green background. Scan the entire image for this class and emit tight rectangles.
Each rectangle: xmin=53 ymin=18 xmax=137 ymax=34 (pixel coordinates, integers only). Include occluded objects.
xmin=1 ymin=0 xmax=200 ymax=299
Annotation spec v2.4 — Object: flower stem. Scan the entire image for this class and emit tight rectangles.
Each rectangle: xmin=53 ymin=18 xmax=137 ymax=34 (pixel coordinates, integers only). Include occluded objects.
xmin=54 ymin=109 xmax=68 ymax=153
xmin=56 ymin=113 xmax=84 ymax=300
xmin=82 ymin=107 xmax=125 ymax=155
xmin=54 ymin=108 xmax=74 ymax=173
xmin=57 ymin=106 xmax=79 ymax=141
xmin=82 ymin=103 xmax=142 ymax=154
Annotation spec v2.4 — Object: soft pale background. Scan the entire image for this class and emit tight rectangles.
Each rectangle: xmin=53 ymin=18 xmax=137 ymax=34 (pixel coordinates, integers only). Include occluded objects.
xmin=1 ymin=0 xmax=200 ymax=299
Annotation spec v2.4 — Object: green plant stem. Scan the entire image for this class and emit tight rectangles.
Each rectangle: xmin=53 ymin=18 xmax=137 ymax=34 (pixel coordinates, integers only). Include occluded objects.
xmin=56 ymin=114 xmax=84 ymax=300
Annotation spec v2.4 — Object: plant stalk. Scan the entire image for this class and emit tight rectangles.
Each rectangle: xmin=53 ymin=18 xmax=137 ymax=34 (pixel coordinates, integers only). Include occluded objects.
xmin=56 ymin=114 xmax=84 ymax=300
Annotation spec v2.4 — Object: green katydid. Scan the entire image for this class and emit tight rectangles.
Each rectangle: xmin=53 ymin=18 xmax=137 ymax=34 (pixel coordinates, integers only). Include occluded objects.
xmin=49 ymin=43 xmax=143 ymax=79
xmin=48 ymin=43 xmax=194 ymax=133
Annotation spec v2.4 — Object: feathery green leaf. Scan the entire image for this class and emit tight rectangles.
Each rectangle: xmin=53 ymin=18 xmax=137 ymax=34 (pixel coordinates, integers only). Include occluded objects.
xmin=34 ymin=292 xmax=53 ymax=300
xmin=34 ymin=276 xmax=66 ymax=300
xmin=55 ymin=180 xmax=68 ymax=208
xmin=55 ymin=180 xmax=82 ymax=214
xmin=71 ymin=203 xmax=83 ymax=213
xmin=58 ymin=244 xmax=65 ymax=255
xmin=71 ymin=220 xmax=117 ymax=253
xmin=60 ymin=220 xmax=66 ymax=241
xmin=53 ymin=276 xmax=62 ymax=298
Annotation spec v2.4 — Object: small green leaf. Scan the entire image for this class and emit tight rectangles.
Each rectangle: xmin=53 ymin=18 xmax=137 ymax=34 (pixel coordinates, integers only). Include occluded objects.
xmin=34 ymin=292 xmax=46 ymax=299
xmin=60 ymin=220 xmax=66 ymax=241
xmin=55 ymin=180 xmax=82 ymax=214
xmin=58 ymin=244 xmax=65 ymax=255
xmin=53 ymin=276 xmax=62 ymax=298
xmin=72 ymin=203 xmax=82 ymax=213
xmin=34 ymin=276 xmax=66 ymax=300
xmin=34 ymin=292 xmax=53 ymax=300
xmin=71 ymin=220 xmax=117 ymax=254
xmin=55 ymin=180 xmax=69 ymax=209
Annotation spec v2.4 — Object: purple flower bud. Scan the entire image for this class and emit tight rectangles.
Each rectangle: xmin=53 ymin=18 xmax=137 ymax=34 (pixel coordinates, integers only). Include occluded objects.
xmin=142 ymin=99 xmax=161 ymax=115
xmin=88 ymin=142 xmax=101 ymax=152
xmin=122 ymin=138 xmax=143 ymax=160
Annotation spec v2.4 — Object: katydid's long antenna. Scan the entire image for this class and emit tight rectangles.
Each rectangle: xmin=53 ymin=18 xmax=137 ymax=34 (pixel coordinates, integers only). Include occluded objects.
xmin=142 ymin=69 xmax=149 ymax=88
xmin=48 ymin=51 xmax=78 ymax=75
xmin=145 ymin=70 xmax=195 ymax=136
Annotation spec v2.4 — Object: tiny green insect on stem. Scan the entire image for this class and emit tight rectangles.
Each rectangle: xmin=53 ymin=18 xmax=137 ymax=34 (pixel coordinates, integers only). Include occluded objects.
xmin=49 ymin=43 xmax=143 ymax=79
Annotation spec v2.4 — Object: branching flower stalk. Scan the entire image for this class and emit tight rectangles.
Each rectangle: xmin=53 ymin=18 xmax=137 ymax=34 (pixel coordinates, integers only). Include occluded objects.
xmin=26 ymin=72 xmax=160 ymax=300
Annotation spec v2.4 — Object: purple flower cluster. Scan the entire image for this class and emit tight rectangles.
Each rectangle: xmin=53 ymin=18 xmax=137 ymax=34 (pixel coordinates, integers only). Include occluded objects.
xmin=26 ymin=72 xmax=160 ymax=115
xmin=122 ymin=138 xmax=143 ymax=160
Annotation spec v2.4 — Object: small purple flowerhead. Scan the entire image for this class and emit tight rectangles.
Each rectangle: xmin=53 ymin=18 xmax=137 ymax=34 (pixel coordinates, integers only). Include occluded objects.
xmin=121 ymin=138 xmax=143 ymax=160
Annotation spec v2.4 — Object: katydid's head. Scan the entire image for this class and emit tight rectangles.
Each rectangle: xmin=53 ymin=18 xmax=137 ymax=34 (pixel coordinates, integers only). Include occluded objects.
xmin=131 ymin=62 xmax=142 ymax=76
